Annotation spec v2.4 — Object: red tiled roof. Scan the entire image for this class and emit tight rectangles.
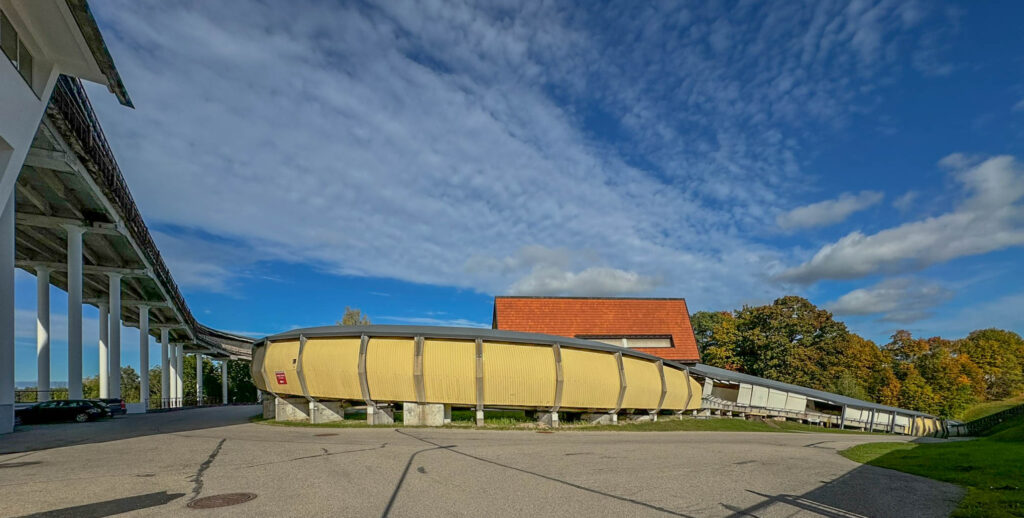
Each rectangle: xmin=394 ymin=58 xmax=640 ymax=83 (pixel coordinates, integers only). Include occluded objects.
xmin=492 ymin=297 xmax=700 ymax=362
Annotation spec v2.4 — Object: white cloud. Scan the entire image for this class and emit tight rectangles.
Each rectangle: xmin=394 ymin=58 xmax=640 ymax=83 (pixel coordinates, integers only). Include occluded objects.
xmin=81 ymin=1 xmax=958 ymax=310
xmin=777 ymin=191 xmax=884 ymax=229
xmin=510 ymin=266 xmax=658 ymax=297
xmin=828 ymin=278 xmax=953 ymax=323
xmin=376 ymin=316 xmax=490 ymax=328
xmin=892 ymin=191 xmax=919 ymax=212
xmin=150 ymin=230 xmax=259 ymax=293
xmin=779 ymin=155 xmax=1024 ymax=283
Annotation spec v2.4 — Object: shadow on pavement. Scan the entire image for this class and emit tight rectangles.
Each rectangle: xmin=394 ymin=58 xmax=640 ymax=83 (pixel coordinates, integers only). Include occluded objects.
xmin=721 ymin=462 xmax=962 ymax=518
xmin=0 ymin=405 xmax=259 ymax=454
xmin=14 ymin=491 xmax=185 ymax=518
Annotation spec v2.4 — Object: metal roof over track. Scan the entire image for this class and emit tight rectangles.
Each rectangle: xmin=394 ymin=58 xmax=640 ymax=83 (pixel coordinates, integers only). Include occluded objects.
xmin=689 ymin=363 xmax=938 ymax=419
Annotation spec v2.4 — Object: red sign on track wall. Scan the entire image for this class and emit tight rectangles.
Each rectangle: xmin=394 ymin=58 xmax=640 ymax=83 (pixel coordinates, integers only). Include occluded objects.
xmin=275 ymin=371 xmax=287 ymax=385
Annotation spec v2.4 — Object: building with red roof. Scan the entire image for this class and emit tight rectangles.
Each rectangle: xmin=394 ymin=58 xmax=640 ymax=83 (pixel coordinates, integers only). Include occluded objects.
xmin=492 ymin=297 xmax=700 ymax=363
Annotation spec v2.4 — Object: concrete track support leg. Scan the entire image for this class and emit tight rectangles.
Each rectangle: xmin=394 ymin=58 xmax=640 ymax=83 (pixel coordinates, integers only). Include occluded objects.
xmin=221 ymin=360 xmax=228 ymax=405
xmin=403 ymin=402 xmax=448 ymax=426
xmin=0 ymin=193 xmax=13 ymax=434
xmin=581 ymin=412 xmax=617 ymax=425
xmin=367 ymin=405 xmax=394 ymax=425
xmin=65 ymin=225 xmax=83 ymax=399
xmin=310 ymin=400 xmax=346 ymax=423
xmin=36 ymin=267 xmax=51 ymax=402
xmin=275 ymin=396 xmax=310 ymax=422
xmin=537 ymin=411 xmax=559 ymax=427
xmin=262 ymin=393 xmax=275 ymax=419
xmin=107 ymin=273 xmax=122 ymax=400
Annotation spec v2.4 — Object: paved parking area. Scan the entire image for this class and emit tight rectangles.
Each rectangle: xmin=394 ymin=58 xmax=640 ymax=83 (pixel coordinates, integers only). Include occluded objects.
xmin=0 ymin=406 xmax=961 ymax=517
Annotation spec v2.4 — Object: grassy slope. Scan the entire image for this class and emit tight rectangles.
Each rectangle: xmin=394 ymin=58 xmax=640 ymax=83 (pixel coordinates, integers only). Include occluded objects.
xmin=960 ymin=395 xmax=1024 ymax=422
xmin=841 ymin=414 xmax=1024 ymax=518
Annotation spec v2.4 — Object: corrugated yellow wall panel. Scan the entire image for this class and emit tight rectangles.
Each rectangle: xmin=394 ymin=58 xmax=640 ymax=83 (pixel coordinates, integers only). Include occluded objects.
xmin=366 ymin=337 xmax=416 ymax=402
xmin=620 ymin=357 xmax=661 ymax=410
xmin=483 ymin=342 xmax=555 ymax=407
xmin=662 ymin=368 xmax=688 ymax=410
xmin=560 ymin=348 xmax=618 ymax=409
xmin=687 ymin=376 xmax=702 ymax=410
xmin=262 ymin=340 xmax=301 ymax=397
xmin=302 ymin=337 xmax=362 ymax=400
xmin=251 ymin=345 xmax=268 ymax=392
xmin=423 ymin=339 xmax=476 ymax=405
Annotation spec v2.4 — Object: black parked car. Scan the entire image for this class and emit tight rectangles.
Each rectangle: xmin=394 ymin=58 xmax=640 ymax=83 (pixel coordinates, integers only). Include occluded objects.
xmin=94 ymin=398 xmax=127 ymax=416
xmin=14 ymin=400 xmax=110 ymax=425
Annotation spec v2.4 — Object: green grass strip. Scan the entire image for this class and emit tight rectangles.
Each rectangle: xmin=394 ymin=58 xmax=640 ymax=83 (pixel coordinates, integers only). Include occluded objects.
xmin=841 ymin=414 xmax=1024 ymax=517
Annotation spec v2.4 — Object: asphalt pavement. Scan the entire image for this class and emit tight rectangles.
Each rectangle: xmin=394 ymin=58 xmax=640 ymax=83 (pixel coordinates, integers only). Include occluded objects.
xmin=0 ymin=406 xmax=962 ymax=517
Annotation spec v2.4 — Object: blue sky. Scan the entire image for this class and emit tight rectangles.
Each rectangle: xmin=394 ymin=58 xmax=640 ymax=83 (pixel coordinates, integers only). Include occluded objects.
xmin=13 ymin=1 xmax=1024 ymax=382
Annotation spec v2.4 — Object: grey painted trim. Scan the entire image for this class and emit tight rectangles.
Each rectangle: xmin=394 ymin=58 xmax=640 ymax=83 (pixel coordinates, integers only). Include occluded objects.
xmin=357 ymin=335 xmax=373 ymax=408
xmin=551 ymin=343 xmax=563 ymax=413
xmin=890 ymin=412 xmax=898 ymax=434
xmin=683 ymin=366 xmax=694 ymax=410
xmin=413 ymin=336 xmax=425 ymax=404
xmin=840 ymin=405 xmax=847 ymax=429
xmin=655 ymin=360 xmax=667 ymax=413
xmin=613 ymin=352 xmax=626 ymax=413
xmin=257 ymin=325 xmax=690 ymax=373
xmin=474 ymin=339 xmax=484 ymax=413
xmin=65 ymin=0 xmax=134 ymax=107
xmin=259 ymin=340 xmax=278 ymax=400
xmin=295 ymin=334 xmax=313 ymax=402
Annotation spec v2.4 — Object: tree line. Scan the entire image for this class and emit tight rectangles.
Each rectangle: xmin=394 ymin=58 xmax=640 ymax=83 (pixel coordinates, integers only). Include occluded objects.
xmin=692 ymin=296 xmax=1024 ymax=420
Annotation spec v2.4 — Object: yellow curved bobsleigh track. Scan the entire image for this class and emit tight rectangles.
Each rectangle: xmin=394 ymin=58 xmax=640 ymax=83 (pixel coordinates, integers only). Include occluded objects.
xmin=251 ymin=326 xmax=703 ymax=413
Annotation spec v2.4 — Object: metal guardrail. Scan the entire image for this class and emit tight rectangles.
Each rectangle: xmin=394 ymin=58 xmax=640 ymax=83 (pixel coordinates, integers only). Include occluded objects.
xmin=46 ymin=76 xmax=253 ymax=360
xmin=948 ymin=403 xmax=1024 ymax=437
xmin=47 ymin=76 xmax=198 ymax=339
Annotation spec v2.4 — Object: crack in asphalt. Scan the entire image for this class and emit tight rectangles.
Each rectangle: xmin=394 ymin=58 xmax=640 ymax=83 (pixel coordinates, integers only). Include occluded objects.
xmin=243 ymin=443 xmax=388 ymax=468
xmin=189 ymin=438 xmax=225 ymax=501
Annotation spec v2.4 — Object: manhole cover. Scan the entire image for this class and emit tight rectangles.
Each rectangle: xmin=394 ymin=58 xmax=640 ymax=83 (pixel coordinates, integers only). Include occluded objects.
xmin=314 ymin=433 xmax=338 ymax=437
xmin=187 ymin=493 xmax=257 ymax=509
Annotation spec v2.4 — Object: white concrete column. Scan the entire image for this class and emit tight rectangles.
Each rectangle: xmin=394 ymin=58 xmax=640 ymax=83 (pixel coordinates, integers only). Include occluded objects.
xmin=160 ymin=329 xmax=169 ymax=408
xmin=138 ymin=305 xmax=149 ymax=409
xmin=35 ymin=267 xmax=50 ymax=402
xmin=97 ymin=301 xmax=109 ymax=399
xmin=221 ymin=360 xmax=228 ymax=405
xmin=167 ymin=340 xmax=177 ymax=407
xmin=64 ymin=226 xmax=84 ymax=399
xmin=1 ymin=192 xmax=15 ymax=434
xmin=195 ymin=353 xmax=204 ymax=405
xmin=107 ymin=273 xmax=122 ymax=399
xmin=175 ymin=344 xmax=183 ymax=406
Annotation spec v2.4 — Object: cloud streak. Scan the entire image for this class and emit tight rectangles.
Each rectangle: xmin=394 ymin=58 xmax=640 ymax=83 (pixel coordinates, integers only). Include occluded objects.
xmin=777 ymin=191 xmax=884 ymax=229
xmin=828 ymin=278 xmax=953 ymax=323
xmin=779 ymin=155 xmax=1024 ymax=283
